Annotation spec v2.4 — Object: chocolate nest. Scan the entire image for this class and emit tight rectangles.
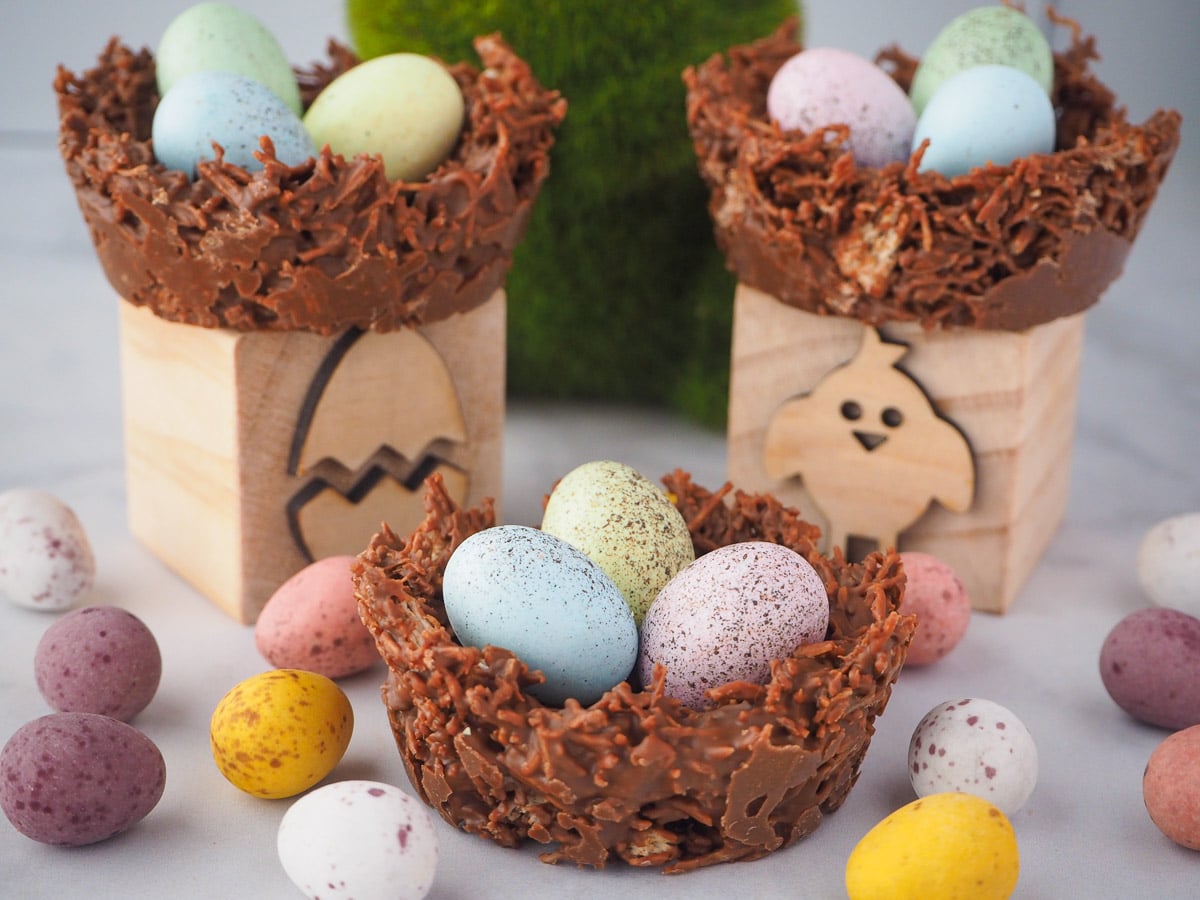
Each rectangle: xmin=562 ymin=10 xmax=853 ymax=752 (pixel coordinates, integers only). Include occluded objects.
xmin=54 ymin=36 xmax=565 ymax=333
xmin=684 ymin=16 xmax=1181 ymax=330
xmin=354 ymin=472 xmax=915 ymax=873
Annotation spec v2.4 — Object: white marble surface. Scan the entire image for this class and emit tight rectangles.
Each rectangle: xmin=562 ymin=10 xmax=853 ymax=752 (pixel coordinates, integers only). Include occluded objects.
xmin=2 ymin=1 xmax=1198 ymax=898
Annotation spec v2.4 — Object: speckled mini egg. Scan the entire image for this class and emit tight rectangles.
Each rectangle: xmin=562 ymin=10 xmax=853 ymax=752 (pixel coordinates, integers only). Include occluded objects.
xmin=898 ymin=551 xmax=971 ymax=666
xmin=1143 ymin=724 xmax=1200 ymax=850
xmin=0 ymin=712 xmax=166 ymax=846
xmin=256 ymin=556 xmax=378 ymax=679
xmin=766 ymin=46 xmax=916 ymax=168
xmin=637 ymin=541 xmax=829 ymax=709
xmin=304 ymin=53 xmax=464 ymax=182
xmin=34 ymin=605 xmax=162 ymax=722
xmin=1099 ymin=607 xmax=1200 ymax=730
xmin=152 ymin=70 xmax=316 ymax=176
xmin=442 ymin=525 xmax=638 ymax=707
xmin=210 ymin=668 xmax=353 ymax=799
xmin=908 ymin=698 xmax=1038 ymax=815
xmin=913 ymin=64 xmax=1056 ymax=177
xmin=0 ymin=488 xmax=95 ymax=611
xmin=909 ymin=5 xmax=1054 ymax=115
xmin=278 ymin=781 xmax=438 ymax=900
xmin=845 ymin=793 xmax=1019 ymax=900
xmin=1137 ymin=512 xmax=1200 ymax=617
xmin=155 ymin=1 xmax=302 ymax=115
xmin=541 ymin=460 xmax=695 ymax=624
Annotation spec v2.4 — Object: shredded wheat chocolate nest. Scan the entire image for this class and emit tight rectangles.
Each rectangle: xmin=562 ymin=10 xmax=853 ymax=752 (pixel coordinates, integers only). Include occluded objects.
xmin=685 ymin=16 xmax=1181 ymax=330
xmin=354 ymin=472 xmax=915 ymax=872
xmin=55 ymin=36 xmax=565 ymax=333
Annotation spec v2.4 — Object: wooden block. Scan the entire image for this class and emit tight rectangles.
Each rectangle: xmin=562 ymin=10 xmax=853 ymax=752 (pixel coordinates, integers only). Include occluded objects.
xmin=729 ymin=283 xmax=1085 ymax=613
xmin=118 ymin=290 xmax=505 ymax=623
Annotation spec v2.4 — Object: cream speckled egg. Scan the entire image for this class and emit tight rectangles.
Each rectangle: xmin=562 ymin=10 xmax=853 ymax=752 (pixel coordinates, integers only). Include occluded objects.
xmin=1137 ymin=512 xmax=1200 ymax=617
xmin=0 ymin=488 xmax=95 ymax=611
xmin=541 ymin=460 xmax=695 ymax=624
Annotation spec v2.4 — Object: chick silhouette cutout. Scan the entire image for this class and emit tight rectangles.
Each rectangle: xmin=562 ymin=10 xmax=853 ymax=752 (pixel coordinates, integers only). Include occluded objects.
xmin=763 ymin=327 xmax=974 ymax=557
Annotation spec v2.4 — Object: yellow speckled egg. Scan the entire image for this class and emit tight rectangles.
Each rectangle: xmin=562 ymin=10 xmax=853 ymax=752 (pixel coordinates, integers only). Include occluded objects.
xmin=846 ymin=793 xmax=1019 ymax=899
xmin=210 ymin=669 xmax=353 ymax=799
xmin=541 ymin=460 xmax=695 ymax=624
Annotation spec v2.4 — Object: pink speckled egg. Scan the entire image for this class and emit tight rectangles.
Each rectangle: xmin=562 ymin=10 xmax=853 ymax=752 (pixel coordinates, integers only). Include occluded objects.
xmin=766 ymin=46 xmax=916 ymax=168
xmin=256 ymin=556 xmax=378 ymax=679
xmin=908 ymin=698 xmax=1038 ymax=815
xmin=898 ymin=551 xmax=971 ymax=666
xmin=35 ymin=605 xmax=162 ymax=722
xmin=1099 ymin=607 xmax=1200 ymax=730
xmin=0 ymin=488 xmax=95 ymax=611
xmin=1143 ymin=723 xmax=1200 ymax=850
xmin=637 ymin=541 xmax=829 ymax=709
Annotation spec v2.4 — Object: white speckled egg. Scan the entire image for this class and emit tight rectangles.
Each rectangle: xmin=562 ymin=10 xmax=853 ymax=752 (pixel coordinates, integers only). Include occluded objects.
xmin=156 ymin=1 xmax=302 ymax=115
xmin=152 ymin=70 xmax=316 ymax=176
xmin=913 ymin=64 xmax=1056 ymax=177
xmin=303 ymin=53 xmax=464 ymax=182
xmin=0 ymin=489 xmax=95 ymax=611
xmin=1137 ymin=512 xmax=1200 ymax=617
xmin=908 ymin=698 xmax=1038 ymax=815
xmin=278 ymin=780 xmax=438 ymax=900
xmin=442 ymin=525 xmax=638 ymax=706
xmin=541 ymin=460 xmax=694 ymax=624
xmin=637 ymin=541 xmax=829 ymax=709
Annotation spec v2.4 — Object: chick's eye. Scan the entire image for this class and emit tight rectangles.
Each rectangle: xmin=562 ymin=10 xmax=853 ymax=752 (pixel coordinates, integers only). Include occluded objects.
xmin=840 ymin=400 xmax=862 ymax=421
xmin=882 ymin=407 xmax=903 ymax=428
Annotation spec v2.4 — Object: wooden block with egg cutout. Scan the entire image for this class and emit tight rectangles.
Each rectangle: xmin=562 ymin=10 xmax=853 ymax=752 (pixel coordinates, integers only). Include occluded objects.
xmin=727 ymin=283 xmax=1085 ymax=614
xmin=118 ymin=291 xmax=505 ymax=623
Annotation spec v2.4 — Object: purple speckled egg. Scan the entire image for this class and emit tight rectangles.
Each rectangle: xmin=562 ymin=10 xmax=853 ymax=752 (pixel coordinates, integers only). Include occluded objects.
xmin=766 ymin=46 xmax=916 ymax=168
xmin=898 ymin=551 xmax=971 ymax=666
xmin=908 ymin=698 xmax=1038 ymax=815
xmin=1099 ymin=607 xmax=1200 ymax=730
xmin=0 ymin=488 xmax=95 ymax=611
xmin=0 ymin=712 xmax=166 ymax=846
xmin=255 ymin=556 xmax=378 ymax=679
xmin=35 ymin=605 xmax=162 ymax=721
xmin=637 ymin=541 xmax=829 ymax=709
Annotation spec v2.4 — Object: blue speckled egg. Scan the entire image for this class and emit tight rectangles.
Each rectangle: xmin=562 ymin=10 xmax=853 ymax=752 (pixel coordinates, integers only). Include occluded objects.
xmin=442 ymin=525 xmax=638 ymax=706
xmin=156 ymin=1 xmax=302 ymax=116
xmin=913 ymin=64 xmax=1055 ymax=177
xmin=152 ymin=70 xmax=316 ymax=176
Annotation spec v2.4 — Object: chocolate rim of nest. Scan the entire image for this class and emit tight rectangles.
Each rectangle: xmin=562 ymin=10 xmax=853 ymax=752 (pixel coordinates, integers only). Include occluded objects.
xmin=684 ymin=15 xmax=1181 ymax=331
xmin=54 ymin=36 xmax=566 ymax=334
xmin=354 ymin=471 xmax=915 ymax=872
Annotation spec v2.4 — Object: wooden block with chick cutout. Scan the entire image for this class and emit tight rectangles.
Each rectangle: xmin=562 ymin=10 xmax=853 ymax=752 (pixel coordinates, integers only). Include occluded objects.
xmin=728 ymin=283 xmax=1085 ymax=613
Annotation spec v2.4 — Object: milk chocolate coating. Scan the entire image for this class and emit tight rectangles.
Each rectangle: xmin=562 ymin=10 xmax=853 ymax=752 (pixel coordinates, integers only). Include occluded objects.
xmin=54 ymin=37 xmax=565 ymax=333
xmin=354 ymin=472 xmax=915 ymax=872
xmin=684 ymin=17 xmax=1181 ymax=331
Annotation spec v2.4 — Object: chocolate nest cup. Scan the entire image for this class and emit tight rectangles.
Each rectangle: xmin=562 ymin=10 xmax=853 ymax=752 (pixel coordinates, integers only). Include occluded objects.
xmin=54 ymin=36 xmax=565 ymax=333
xmin=684 ymin=16 xmax=1181 ymax=331
xmin=354 ymin=471 xmax=915 ymax=872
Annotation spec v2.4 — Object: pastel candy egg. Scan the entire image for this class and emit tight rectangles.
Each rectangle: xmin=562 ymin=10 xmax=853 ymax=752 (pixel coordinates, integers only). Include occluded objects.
xmin=210 ymin=669 xmax=353 ymax=799
xmin=908 ymin=698 xmax=1038 ymax=815
xmin=766 ymin=46 xmax=916 ymax=168
xmin=156 ymin=1 xmax=302 ymax=116
xmin=152 ymin=70 xmax=316 ymax=176
xmin=898 ymin=551 xmax=971 ymax=666
xmin=541 ymin=460 xmax=695 ymax=624
xmin=637 ymin=541 xmax=829 ymax=709
xmin=1099 ymin=607 xmax=1200 ymax=730
xmin=1143 ymin=723 xmax=1200 ymax=850
xmin=442 ymin=525 xmax=638 ymax=707
xmin=0 ymin=488 xmax=95 ymax=611
xmin=304 ymin=53 xmax=464 ymax=182
xmin=0 ymin=712 xmax=166 ymax=846
xmin=34 ymin=605 xmax=162 ymax=722
xmin=1137 ymin=512 xmax=1200 ymax=617
xmin=913 ymin=64 xmax=1056 ymax=177
xmin=910 ymin=5 xmax=1054 ymax=115
xmin=278 ymin=781 xmax=438 ymax=900
xmin=845 ymin=793 xmax=1019 ymax=900
xmin=255 ymin=556 xmax=378 ymax=679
